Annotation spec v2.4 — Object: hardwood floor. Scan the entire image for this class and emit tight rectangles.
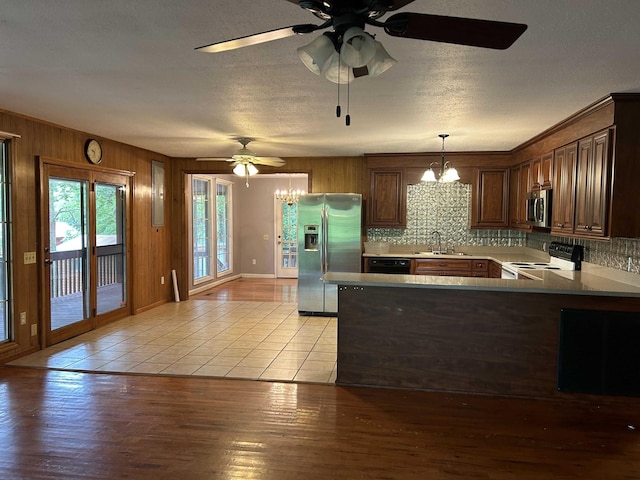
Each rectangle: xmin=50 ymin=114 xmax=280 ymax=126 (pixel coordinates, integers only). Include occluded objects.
xmin=2 ymin=366 xmax=640 ymax=479
xmin=193 ymin=277 xmax=298 ymax=302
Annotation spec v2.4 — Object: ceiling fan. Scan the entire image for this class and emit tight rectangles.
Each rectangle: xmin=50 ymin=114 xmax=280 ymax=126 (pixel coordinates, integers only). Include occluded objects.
xmin=197 ymin=137 xmax=286 ymax=187
xmin=195 ymin=1 xmax=528 ymax=58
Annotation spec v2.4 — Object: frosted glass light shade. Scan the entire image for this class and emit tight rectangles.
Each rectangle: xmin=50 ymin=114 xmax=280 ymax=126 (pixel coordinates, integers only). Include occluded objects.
xmin=233 ymin=163 xmax=259 ymax=177
xmin=441 ymin=166 xmax=460 ymax=182
xmin=321 ymin=51 xmax=354 ymax=84
xmin=297 ymin=33 xmax=335 ymax=75
xmin=421 ymin=169 xmax=437 ymax=182
xmin=340 ymin=27 xmax=376 ymax=68
xmin=366 ymin=41 xmax=397 ymax=78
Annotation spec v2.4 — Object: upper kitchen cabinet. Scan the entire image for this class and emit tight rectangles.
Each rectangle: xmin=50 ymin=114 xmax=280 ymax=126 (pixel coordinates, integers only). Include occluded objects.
xmin=512 ymin=93 xmax=640 ymax=239
xmin=471 ymin=168 xmax=509 ymax=228
xmin=551 ymin=142 xmax=577 ymax=234
xmin=574 ymin=130 xmax=611 ymax=237
xmin=367 ymin=168 xmax=406 ymax=227
xmin=532 ymin=152 xmax=553 ymax=190
xmin=508 ymin=161 xmax=532 ymax=231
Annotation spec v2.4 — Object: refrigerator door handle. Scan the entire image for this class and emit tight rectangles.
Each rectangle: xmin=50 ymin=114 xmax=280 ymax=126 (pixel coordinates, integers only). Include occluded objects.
xmin=322 ymin=206 xmax=328 ymax=273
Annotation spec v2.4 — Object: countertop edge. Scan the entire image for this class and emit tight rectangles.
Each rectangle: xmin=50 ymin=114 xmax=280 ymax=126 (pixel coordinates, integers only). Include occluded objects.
xmin=323 ymin=272 xmax=640 ymax=298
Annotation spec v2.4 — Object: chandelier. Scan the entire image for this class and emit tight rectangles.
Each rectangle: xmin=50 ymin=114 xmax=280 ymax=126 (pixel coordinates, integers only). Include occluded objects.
xmin=275 ymin=175 xmax=305 ymax=206
xmin=421 ymin=134 xmax=460 ymax=183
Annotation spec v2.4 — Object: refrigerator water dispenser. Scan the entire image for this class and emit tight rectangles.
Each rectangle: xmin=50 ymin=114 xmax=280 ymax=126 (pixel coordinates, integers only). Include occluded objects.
xmin=304 ymin=225 xmax=319 ymax=251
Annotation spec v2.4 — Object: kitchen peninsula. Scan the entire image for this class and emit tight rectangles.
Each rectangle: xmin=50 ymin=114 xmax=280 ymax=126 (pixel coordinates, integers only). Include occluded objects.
xmin=324 ymin=254 xmax=640 ymax=400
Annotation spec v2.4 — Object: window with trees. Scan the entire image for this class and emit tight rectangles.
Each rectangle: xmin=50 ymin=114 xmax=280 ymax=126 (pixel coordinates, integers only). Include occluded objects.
xmin=191 ymin=176 xmax=233 ymax=284
xmin=0 ymin=141 xmax=11 ymax=344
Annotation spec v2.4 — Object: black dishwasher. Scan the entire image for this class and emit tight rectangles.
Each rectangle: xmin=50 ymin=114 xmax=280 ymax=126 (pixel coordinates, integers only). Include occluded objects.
xmin=367 ymin=258 xmax=411 ymax=274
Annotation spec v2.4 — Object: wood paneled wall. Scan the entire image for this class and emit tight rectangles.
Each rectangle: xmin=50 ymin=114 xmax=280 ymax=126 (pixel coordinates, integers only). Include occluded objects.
xmin=0 ymin=109 xmax=172 ymax=363
xmin=168 ymin=156 xmax=368 ymax=298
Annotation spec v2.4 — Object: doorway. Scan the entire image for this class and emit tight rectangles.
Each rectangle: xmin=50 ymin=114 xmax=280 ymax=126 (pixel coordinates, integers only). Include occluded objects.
xmin=40 ymin=162 xmax=131 ymax=347
xmin=275 ymin=200 xmax=299 ymax=278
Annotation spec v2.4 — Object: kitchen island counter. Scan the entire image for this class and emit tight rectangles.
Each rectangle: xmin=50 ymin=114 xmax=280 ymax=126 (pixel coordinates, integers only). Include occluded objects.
xmin=323 ymin=269 xmax=640 ymax=297
xmin=324 ymin=269 xmax=640 ymax=399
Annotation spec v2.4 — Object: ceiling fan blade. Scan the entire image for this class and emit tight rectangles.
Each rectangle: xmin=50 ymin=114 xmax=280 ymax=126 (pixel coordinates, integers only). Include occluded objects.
xmin=384 ymin=12 xmax=527 ymax=50
xmin=195 ymin=24 xmax=320 ymax=53
xmin=283 ymin=0 xmax=414 ymax=10
xmin=195 ymin=157 xmax=233 ymax=162
xmin=253 ymin=157 xmax=286 ymax=167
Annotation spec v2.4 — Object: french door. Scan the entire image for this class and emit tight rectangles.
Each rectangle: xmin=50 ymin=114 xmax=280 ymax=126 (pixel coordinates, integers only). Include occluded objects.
xmin=41 ymin=163 xmax=130 ymax=346
xmin=275 ymin=200 xmax=299 ymax=278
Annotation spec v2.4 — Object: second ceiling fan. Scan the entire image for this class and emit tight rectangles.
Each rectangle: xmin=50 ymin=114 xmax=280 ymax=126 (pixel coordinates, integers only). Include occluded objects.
xmin=197 ymin=138 xmax=286 ymax=187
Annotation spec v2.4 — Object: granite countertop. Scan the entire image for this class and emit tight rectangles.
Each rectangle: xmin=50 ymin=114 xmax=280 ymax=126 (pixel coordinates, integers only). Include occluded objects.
xmin=327 ymin=247 xmax=640 ymax=298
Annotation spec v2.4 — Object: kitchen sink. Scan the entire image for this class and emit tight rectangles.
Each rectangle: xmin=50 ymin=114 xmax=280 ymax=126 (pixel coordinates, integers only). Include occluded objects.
xmin=412 ymin=251 xmax=470 ymax=256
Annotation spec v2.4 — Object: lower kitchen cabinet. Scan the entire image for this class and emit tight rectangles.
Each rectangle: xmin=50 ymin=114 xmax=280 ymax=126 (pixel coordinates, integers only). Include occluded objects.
xmin=489 ymin=260 xmax=503 ymax=279
xmin=412 ymin=258 xmax=489 ymax=278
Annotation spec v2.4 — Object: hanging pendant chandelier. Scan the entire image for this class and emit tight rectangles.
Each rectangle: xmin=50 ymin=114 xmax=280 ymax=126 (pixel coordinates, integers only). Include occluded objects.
xmin=421 ymin=134 xmax=460 ymax=183
xmin=275 ymin=175 xmax=305 ymax=206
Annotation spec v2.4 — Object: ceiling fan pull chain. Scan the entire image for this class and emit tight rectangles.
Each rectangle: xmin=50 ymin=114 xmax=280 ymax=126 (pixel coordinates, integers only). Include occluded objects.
xmin=336 ymin=55 xmax=342 ymax=118
xmin=345 ymin=79 xmax=351 ymax=126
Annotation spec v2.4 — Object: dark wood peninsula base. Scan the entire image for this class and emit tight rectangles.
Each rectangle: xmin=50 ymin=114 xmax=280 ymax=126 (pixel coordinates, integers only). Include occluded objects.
xmin=336 ymin=284 xmax=640 ymax=399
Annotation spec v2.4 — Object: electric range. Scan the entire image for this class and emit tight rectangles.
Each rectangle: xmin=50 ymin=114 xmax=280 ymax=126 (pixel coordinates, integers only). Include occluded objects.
xmin=501 ymin=242 xmax=584 ymax=279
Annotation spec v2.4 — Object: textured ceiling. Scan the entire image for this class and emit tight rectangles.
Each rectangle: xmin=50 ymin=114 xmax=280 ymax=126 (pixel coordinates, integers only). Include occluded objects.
xmin=1 ymin=1 xmax=640 ymax=158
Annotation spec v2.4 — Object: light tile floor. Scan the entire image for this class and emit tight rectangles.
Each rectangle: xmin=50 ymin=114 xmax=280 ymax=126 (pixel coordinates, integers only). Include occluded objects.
xmin=9 ymin=298 xmax=337 ymax=384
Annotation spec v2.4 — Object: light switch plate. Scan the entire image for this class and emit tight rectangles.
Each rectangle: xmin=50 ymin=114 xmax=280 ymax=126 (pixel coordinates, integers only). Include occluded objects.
xmin=24 ymin=251 xmax=36 ymax=264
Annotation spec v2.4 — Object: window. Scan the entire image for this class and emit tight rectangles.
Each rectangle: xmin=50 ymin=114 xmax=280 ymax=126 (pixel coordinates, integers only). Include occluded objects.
xmin=192 ymin=177 xmax=212 ymax=282
xmin=191 ymin=175 xmax=233 ymax=285
xmin=0 ymin=141 xmax=11 ymax=343
xmin=216 ymin=180 xmax=232 ymax=275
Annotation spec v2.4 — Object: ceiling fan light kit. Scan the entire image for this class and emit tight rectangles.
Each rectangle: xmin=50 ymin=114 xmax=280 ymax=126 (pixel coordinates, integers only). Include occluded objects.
xmin=197 ymin=138 xmax=285 ymax=188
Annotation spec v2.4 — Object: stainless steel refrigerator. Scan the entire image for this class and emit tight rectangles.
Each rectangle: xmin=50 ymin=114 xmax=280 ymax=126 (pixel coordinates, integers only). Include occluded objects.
xmin=297 ymin=193 xmax=362 ymax=315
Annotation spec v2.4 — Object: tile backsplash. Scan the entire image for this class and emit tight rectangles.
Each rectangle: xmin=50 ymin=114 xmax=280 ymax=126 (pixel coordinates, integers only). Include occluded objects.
xmin=367 ymin=182 xmax=639 ymax=274
xmin=367 ymin=182 xmax=526 ymax=250
xmin=528 ymin=232 xmax=639 ymax=274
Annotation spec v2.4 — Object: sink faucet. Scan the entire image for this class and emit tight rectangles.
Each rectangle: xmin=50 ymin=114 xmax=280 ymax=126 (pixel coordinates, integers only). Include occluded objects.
xmin=432 ymin=230 xmax=442 ymax=254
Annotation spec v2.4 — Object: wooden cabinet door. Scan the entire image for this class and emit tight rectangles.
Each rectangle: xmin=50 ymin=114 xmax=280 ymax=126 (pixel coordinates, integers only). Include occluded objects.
xmin=508 ymin=161 xmax=532 ymax=230
xmin=551 ymin=143 xmax=577 ymax=234
xmin=574 ymin=131 xmax=609 ymax=237
xmin=367 ymin=169 xmax=406 ymax=227
xmin=518 ymin=162 xmax=531 ymax=226
xmin=534 ymin=152 xmax=553 ymax=189
xmin=588 ymin=131 xmax=610 ymax=236
xmin=472 ymin=168 xmax=509 ymax=228
xmin=574 ymin=137 xmax=593 ymax=233
xmin=541 ymin=152 xmax=553 ymax=189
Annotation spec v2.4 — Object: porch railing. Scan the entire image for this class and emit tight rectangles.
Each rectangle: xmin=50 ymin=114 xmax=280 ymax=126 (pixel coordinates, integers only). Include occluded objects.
xmin=49 ymin=245 xmax=124 ymax=298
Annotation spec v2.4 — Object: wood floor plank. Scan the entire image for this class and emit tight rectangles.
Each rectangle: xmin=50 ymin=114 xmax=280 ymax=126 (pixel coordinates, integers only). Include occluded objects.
xmin=1 ymin=366 xmax=640 ymax=479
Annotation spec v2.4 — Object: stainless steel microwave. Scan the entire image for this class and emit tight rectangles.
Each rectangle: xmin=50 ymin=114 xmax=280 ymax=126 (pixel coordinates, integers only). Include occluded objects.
xmin=526 ymin=190 xmax=552 ymax=227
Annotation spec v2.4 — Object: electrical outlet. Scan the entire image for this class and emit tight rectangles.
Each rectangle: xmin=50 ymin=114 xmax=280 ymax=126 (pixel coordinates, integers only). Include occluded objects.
xmin=161 ymin=276 xmax=165 ymax=285
xmin=30 ymin=324 xmax=37 ymax=336
xmin=252 ymin=259 xmax=257 ymax=265
xmin=24 ymin=251 xmax=36 ymax=264
xmin=20 ymin=312 xmax=27 ymax=325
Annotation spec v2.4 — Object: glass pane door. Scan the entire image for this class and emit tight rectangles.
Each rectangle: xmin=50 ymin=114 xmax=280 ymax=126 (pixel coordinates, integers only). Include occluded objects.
xmin=276 ymin=201 xmax=299 ymax=278
xmin=95 ymin=181 xmax=126 ymax=314
xmin=48 ymin=176 xmax=91 ymax=331
xmin=42 ymin=164 xmax=130 ymax=346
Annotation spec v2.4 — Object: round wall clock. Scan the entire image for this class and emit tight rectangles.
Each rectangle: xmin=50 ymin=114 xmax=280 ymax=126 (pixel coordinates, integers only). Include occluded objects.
xmin=84 ymin=138 xmax=103 ymax=164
